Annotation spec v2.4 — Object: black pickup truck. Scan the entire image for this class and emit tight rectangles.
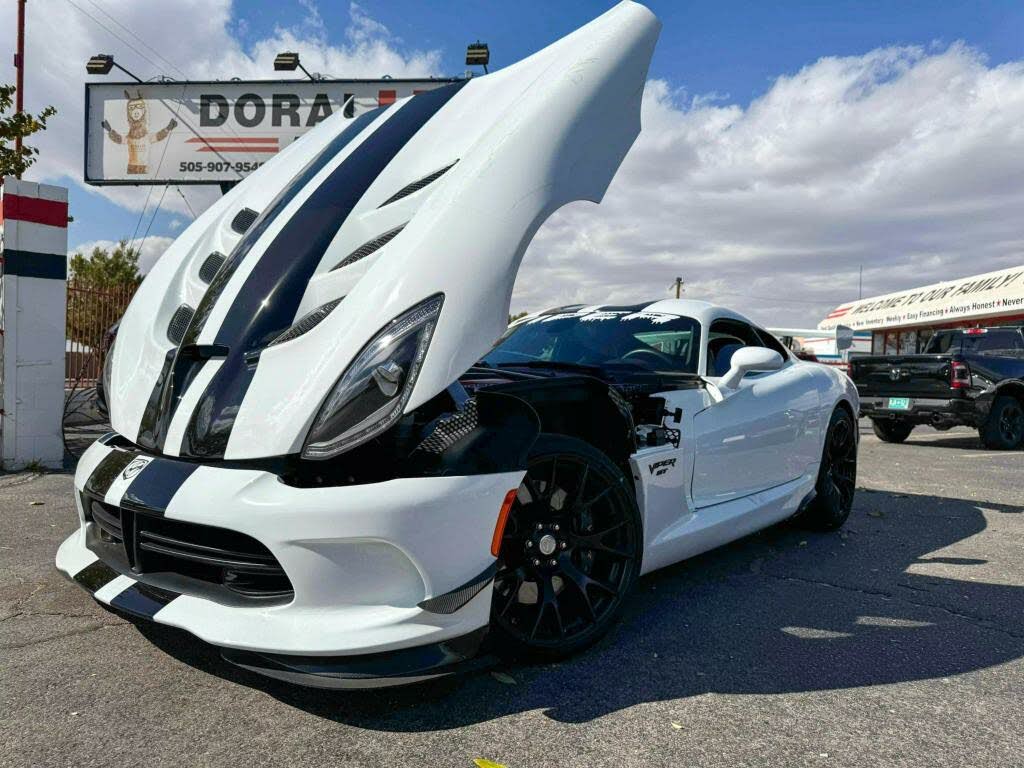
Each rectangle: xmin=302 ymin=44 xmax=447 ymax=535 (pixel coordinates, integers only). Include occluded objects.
xmin=849 ymin=326 xmax=1024 ymax=449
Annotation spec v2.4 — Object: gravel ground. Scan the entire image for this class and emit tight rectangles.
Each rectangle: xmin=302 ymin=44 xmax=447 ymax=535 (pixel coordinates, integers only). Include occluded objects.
xmin=2 ymin=421 xmax=1022 ymax=768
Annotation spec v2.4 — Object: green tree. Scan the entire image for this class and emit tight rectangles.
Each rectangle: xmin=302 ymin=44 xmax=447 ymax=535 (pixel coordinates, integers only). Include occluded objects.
xmin=509 ymin=311 xmax=529 ymax=324
xmin=69 ymin=240 xmax=143 ymax=288
xmin=0 ymin=84 xmax=57 ymax=178
xmin=67 ymin=241 xmax=142 ymax=348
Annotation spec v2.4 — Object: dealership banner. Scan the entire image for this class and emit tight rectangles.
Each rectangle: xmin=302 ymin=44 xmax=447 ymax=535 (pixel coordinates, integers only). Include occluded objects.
xmin=819 ymin=265 xmax=1024 ymax=331
xmin=84 ymin=79 xmax=457 ymax=185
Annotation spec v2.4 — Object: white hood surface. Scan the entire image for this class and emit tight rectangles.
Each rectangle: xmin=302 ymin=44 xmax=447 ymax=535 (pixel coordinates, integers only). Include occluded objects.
xmin=107 ymin=1 xmax=661 ymax=460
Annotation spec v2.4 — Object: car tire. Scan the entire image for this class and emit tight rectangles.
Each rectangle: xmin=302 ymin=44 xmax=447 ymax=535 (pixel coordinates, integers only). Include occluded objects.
xmin=490 ymin=433 xmax=642 ymax=659
xmin=979 ymin=395 xmax=1024 ymax=450
xmin=798 ymin=407 xmax=857 ymax=531
xmin=871 ymin=419 xmax=913 ymax=443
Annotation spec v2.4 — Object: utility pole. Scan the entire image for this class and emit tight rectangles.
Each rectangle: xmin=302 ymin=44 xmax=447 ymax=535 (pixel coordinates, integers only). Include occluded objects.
xmin=673 ymin=276 xmax=684 ymax=299
xmin=14 ymin=0 xmax=27 ymax=177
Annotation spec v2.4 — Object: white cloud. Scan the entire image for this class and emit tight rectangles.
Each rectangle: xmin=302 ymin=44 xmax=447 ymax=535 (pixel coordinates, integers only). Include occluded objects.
xmin=6 ymin=5 xmax=1023 ymax=327
xmin=69 ymin=236 xmax=174 ymax=273
xmin=517 ymin=43 xmax=1024 ymax=326
xmin=0 ymin=0 xmax=441 ymax=217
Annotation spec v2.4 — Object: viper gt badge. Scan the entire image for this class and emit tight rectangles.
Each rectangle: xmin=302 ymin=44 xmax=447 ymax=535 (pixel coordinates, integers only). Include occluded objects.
xmin=649 ymin=458 xmax=677 ymax=476
xmin=56 ymin=1 xmax=859 ymax=689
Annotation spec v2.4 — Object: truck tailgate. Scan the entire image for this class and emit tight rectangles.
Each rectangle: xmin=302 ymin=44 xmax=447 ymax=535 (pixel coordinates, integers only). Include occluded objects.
xmin=850 ymin=355 xmax=956 ymax=398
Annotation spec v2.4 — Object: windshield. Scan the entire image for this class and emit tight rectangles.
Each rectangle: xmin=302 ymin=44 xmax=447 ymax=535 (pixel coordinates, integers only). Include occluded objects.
xmin=925 ymin=329 xmax=1024 ymax=354
xmin=481 ymin=308 xmax=701 ymax=374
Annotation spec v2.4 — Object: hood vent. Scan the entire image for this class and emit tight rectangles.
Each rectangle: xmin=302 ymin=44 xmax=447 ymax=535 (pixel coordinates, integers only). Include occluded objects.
xmin=198 ymin=251 xmax=226 ymax=284
xmin=378 ymin=161 xmax=457 ymax=208
xmin=268 ymin=298 xmax=343 ymax=347
xmin=167 ymin=304 xmax=195 ymax=345
xmin=230 ymin=207 xmax=259 ymax=234
xmin=332 ymin=224 xmax=406 ymax=271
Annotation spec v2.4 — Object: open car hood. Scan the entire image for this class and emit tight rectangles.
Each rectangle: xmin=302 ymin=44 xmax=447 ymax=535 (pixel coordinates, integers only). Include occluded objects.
xmin=107 ymin=1 xmax=661 ymax=460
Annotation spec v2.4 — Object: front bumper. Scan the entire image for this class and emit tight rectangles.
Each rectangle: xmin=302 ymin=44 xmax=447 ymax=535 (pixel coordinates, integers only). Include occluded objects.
xmin=858 ymin=395 xmax=986 ymax=427
xmin=57 ymin=438 xmax=523 ymax=686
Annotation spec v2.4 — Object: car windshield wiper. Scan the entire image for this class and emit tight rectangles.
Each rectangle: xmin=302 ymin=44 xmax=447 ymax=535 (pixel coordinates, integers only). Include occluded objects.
xmin=496 ymin=360 xmax=604 ymax=374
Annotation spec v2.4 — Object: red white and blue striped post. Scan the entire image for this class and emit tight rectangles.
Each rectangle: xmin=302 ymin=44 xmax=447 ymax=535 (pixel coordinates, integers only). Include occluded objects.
xmin=1 ymin=176 xmax=69 ymax=469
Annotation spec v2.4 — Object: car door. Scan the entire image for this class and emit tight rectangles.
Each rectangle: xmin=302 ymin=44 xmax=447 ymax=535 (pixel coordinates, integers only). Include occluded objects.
xmin=690 ymin=319 xmax=820 ymax=508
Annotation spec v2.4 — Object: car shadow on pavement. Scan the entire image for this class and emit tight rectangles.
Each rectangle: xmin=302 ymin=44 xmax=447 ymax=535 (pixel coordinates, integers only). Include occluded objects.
xmin=134 ymin=489 xmax=1024 ymax=729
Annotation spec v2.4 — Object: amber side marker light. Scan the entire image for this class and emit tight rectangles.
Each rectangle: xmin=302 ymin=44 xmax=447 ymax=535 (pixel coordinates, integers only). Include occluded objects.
xmin=491 ymin=488 xmax=520 ymax=557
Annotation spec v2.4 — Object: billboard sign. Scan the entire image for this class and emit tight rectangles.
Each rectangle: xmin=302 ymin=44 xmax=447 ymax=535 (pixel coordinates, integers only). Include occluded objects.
xmin=84 ymin=79 xmax=458 ymax=185
xmin=818 ymin=265 xmax=1024 ymax=331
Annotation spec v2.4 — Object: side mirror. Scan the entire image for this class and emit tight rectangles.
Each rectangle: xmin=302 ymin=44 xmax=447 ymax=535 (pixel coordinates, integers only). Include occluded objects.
xmin=720 ymin=347 xmax=784 ymax=389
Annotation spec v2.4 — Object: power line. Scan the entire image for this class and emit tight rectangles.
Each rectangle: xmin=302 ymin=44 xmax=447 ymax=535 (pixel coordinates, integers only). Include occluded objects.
xmin=80 ymin=0 xmax=187 ymax=79
xmin=62 ymin=0 xmax=171 ymax=76
xmin=139 ymin=183 xmax=170 ymax=251
xmin=176 ymin=187 xmax=197 ymax=219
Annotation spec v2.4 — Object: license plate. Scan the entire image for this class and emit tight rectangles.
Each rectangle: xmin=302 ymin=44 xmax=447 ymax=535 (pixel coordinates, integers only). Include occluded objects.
xmin=888 ymin=397 xmax=911 ymax=410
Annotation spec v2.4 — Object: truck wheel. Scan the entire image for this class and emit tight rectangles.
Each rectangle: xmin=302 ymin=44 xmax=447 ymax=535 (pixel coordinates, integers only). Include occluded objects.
xmin=979 ymin=395 xmax=1024 ymax=450
xmin=798 ymin=407 xmax=857 ymax=531
xmin=871 ymin=419 xmax=913 ymax=443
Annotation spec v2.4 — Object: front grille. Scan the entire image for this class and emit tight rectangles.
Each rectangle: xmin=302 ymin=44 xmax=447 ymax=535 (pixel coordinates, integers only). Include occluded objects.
xmin=85 ymin=497 xmax=292 ymax=600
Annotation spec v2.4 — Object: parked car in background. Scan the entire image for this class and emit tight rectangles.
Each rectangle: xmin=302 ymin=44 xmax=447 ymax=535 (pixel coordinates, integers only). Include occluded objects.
xmin=850 ymin=326 xmax=1024 ymax=449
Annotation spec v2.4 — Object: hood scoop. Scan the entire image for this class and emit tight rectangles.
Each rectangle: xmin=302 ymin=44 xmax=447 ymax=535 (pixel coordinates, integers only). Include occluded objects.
xmin=230 ymin=207 xmax=259 ymax=234
xmin=332 ymin=225 xmax=407 ymax=271
xmin=378 ymin=161 xmax=458 ymax=208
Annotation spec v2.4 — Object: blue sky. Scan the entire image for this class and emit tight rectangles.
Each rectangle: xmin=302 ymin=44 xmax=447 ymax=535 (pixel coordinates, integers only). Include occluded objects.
xmin=5 ymin=0 xmax=1023 ymax=324
xmin=59 ymin=0 xmax=1022 ymax=255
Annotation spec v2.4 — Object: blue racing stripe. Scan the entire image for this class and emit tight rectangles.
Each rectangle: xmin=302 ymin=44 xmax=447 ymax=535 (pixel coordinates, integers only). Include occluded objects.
xmin=182 ymin=81 xmax=468 ymax=457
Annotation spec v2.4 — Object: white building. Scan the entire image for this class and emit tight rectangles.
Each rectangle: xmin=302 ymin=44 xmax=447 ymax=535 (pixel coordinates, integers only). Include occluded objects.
xmin=818 ymin=265 xmax=1024 ymax=356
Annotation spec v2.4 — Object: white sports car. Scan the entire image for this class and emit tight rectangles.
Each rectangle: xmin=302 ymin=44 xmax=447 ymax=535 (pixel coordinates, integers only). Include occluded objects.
xmin=56 ymin=1 xmax=858 ymax=687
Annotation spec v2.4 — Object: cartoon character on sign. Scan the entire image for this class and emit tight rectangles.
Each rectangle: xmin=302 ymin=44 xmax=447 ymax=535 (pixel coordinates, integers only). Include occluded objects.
xmin=100 ymin=90 xmax=178 ymax=175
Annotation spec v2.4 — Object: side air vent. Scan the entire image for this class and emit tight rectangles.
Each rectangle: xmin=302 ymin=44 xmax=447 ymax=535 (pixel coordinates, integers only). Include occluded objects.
xmin=332 ymin=224 xmax=406 ymax=271
xmin=167 ymin=304 xmax=195 ymax=345
xmin=378 ymin=162 xmax=457 ymax=208
xmin=268 ymin=298 xmax=343 ymax=347
xmin=230 ymin=207 xmax=259 ymax=234
xmin=198 ymin=251 xmax=226 ymax=284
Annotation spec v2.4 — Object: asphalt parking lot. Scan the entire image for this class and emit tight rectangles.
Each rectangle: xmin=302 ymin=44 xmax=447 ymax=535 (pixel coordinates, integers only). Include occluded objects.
xmin=2 ymin=421 xmax=1022 ymax=768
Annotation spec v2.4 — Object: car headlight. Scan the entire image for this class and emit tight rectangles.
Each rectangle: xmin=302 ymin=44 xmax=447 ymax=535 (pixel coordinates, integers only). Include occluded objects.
xmin=302 ymin=294 xmax=444 ymax=459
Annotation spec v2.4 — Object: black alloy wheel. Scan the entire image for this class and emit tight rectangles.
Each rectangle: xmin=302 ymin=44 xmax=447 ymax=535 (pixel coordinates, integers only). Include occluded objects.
xmin=491 ymin=434 xmax=641 ymax=658
xmin=799 ymin=407 xmax=857 ymax=531
xmin=980 ymin=395 xmax=1024 ymax=449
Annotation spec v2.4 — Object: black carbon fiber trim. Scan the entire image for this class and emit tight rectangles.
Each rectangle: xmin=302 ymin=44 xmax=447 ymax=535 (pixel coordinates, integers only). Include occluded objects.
xmin=417 ymin=400 xmax=479 ymax=454
xmin=418 ymin=562 xmax=497 ymax=615
xmin=167 ymin=304 xmax=195 ymax=345
xmin=198 ymin=251 xmax=226 ymax=284
xmin=378 ymin=161 xmax=457 ymax=207
xmin=331 ymin=224 xmax=405 ymax=270
xmin=230 ymin=207 xmax=259 ymax=234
